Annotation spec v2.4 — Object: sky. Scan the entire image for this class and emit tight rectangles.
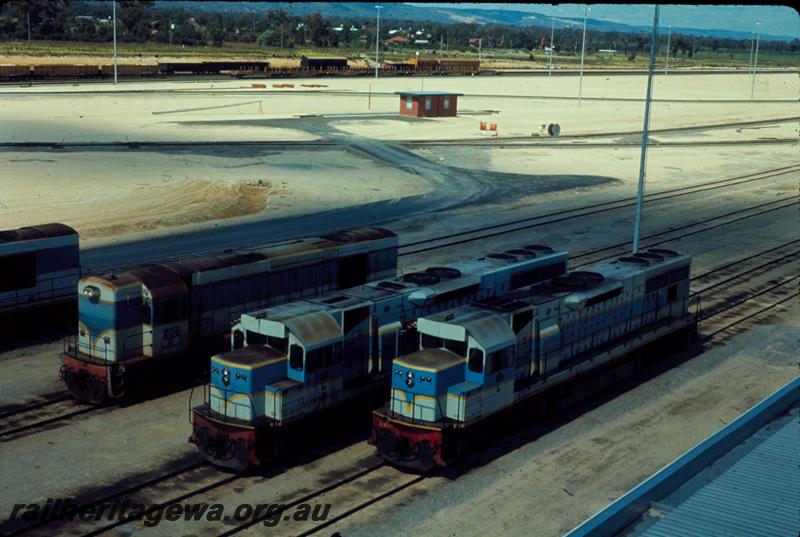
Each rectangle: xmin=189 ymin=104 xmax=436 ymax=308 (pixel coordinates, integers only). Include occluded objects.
xmin=408 ymin=4 xmax=800 ymax=38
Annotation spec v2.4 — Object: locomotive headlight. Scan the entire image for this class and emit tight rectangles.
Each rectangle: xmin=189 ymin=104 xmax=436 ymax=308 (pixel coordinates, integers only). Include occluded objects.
xmin=82 ymin=285 xmax=101 ymax=300
xmin=222 ymin=369 xmax=230 ymax=386
xmin=405 ymin=371 xmax=414 ymax=387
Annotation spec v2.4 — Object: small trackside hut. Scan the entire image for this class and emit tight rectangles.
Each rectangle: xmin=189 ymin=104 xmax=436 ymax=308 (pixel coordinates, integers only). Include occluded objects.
xmin=396 ymin=91 xmax=462 ymax=118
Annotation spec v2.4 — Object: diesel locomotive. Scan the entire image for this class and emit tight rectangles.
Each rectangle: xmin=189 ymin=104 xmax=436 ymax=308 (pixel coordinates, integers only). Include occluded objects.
xmin=372 ymin=249 xmax=697 ymax=471
xmin=61 ymin=228 xmax=398 ymax=404
xmin=189 ymin=245 xmax=569 ymax=470
xmin=0 ymin=223 xmax=80 ymax=322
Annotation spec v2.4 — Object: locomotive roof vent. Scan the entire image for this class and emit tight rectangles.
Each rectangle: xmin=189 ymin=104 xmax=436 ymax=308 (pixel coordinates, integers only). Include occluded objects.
xmin=402 ymin=272 xmax=441 ymax=285
xmin=425 ymin=267 xmax=462 ymax=280
xmin=378 ymin=280 xmax=407 ymax=291
xmin=634 ymin=252 xmax=665 ymax=263
xmin=568 ymin=271 xmax=605 ymax=284
xmin=487 ymin=252 xmax=517 ymax=261
xmin=506 ymin=248 xmax=536 ymax=258
xmin=523 ymin=244 xmax=553 ymax=253
xmin=551 ymin=275 xmax=588 ymax=291
xmin=618 ymin=256 xmax=651 ymax=266
xmin=648 ymin=248 xmax=679 ymax=258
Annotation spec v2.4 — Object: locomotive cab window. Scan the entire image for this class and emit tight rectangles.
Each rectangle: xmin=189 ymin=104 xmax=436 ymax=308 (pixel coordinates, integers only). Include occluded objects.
xmin=421 ymin=333 xmax=443 ymax=349
xmin=289 ymin=344 xmax=303 ymax=371
xmin=267 ymin=336 xmax=288 ymax=354
xmin=155 ymin=299 xmax=185 ymax=324
xmin=443 ymin=338 xmax=467 ymax=356
xmin=246 ymin=330 xmax=267 ymax=346
xmin=468 ymin=347 xmax=484 ymax=373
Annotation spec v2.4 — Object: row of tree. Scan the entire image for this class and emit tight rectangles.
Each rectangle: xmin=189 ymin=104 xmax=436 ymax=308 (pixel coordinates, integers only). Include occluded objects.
xmin=1 ymin=0 xmax=797 ymax=57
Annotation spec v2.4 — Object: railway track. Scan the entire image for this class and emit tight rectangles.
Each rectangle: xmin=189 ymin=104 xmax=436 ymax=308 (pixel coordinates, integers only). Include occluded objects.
xmin=6 ymin=242 xmax=796 ymax=536
xmin=568 ymin=197 xmax=799 ymax=269
xmin=0 ymin=397 xmax=100 ymax=440
xmin=3 ymin=171 xmax=795 ymax=443
xmin=398 ymin=164 xmax=800 ymax=257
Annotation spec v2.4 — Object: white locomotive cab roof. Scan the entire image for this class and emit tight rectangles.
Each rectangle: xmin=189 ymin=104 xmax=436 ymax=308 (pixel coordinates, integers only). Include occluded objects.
xmin=283 ymin=311 xmax=342 ymax=349
xmin=419 ymin=309 xmax=514 ymax=352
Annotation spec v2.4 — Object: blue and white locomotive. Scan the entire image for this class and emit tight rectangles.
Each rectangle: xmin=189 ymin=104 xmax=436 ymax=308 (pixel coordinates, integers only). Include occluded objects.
xmin=189 ymin=245 xmax=569 ymax=470
xmin=372 ymin=249 xmax=696 ymax=471
xmin=0 ymin=223 xmax=80 ymax=320
xmin=61 ymin=228 xmax=398 ymax=403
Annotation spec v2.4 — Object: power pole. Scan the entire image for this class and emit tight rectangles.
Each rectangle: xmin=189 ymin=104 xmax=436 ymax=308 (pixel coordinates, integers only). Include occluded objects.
xmin=632 ymin=4 xmax=660 ymax=254
xmin=664 ymin=25 xmax=671 ymax=75
xmin=750 ymin=23 xmax=761 ymax=99
xmin=375 ymin=5 xmax=382 ymax=78
xmin=578 ymin=5 xmax=590 ymax=106
xmin=478 ymin=38 xmax=482 ymax=63
xmin=27 ymin=12 xmax=30 ymax=43
xmin=112 ymin=0 xmax=117 ymax=85
xmin=549 ymin=16 xmax=554 ymax=76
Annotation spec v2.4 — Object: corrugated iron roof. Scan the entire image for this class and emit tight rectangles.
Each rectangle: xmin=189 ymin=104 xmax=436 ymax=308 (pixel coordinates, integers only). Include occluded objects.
xmin=394 ymin=91 xmax=463 ymax=97
xmin=627 ymin=404 xmax=800 ymax=537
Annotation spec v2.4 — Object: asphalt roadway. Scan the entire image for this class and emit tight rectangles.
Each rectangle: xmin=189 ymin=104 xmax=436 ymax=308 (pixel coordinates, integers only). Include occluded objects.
xmin=81 ymin=117 xmax=617 ymax=272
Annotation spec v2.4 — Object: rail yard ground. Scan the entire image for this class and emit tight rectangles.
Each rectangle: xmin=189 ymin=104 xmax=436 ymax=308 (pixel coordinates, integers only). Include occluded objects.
xmin=0 ymin=70 xmax=798 ymax=537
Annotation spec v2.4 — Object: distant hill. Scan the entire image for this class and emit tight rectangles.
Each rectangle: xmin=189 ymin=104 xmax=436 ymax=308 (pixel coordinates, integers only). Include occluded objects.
xmin=155 ymin=2 xmax=799 ymax=42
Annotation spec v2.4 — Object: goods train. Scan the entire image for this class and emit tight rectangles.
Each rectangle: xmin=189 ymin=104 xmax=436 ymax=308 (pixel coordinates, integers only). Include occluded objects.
xmin=189 ymin=245 xmax=568 ymax=470
xmin=0 ymin=223 xmax=80 ymax=320
xmin=61 ymin=228 xmax=398 ymax=404
xmin=1 ymin=57 xmax=479 ymax=82
xmin=372 ymin=249 xmax=697 ymax=471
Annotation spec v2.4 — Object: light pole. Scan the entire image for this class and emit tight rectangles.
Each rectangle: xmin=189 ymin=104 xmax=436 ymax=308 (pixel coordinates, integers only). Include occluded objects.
xmin=664 ymin=25 xmax=671 ymax=75
xmin=578 ymin=5 xmax=590 ymax=106
xmin=548 ymin=16 xmax=554 ymax=77
xmin=478 ymin=38 xmax=482 ymax=63
xmin=169 ymin=22 xmax=173 ymax=48
xmin=375 ymin=5 xmax=382 ymax=78
xmin=632 ymin=4 xmax=660 ymax=254
xmin=747 ymin=31 xmax=755 ymax=74
xmin=750 ymin=22 xmax=761 ymax=99
xmin=112 ymin=0 xmax=117 ymax=85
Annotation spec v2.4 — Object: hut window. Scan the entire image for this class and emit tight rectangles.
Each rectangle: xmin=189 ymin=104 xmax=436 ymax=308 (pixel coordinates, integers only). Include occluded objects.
xmin=405 ymin=96 xmax=413 ymax=110
xmin=424 ymin=97 xmax=432 ymax=110
xmin=443 ymin=97 xmax=450 ymax=110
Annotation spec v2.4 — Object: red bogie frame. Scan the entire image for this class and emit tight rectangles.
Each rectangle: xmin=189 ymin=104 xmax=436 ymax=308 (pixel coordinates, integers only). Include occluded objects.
xmin=371 ymin=410 xmax=460 ymax=472
xmin=189 ymin=411 xmax=261 ymax=471
xmin=61 ymin=353 xmax=110 ymax=404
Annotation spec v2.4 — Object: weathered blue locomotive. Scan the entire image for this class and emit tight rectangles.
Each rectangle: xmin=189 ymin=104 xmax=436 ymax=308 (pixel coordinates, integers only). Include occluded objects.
xmin=0 ymin=223 xmax=80 ymax=319
xmin=189 ymin=246 xmax=569 ymax=470
xmin=372 ymin=249 xmax=696 ymax=471
xmin=61 ymin=228 xmax=398 ymax=403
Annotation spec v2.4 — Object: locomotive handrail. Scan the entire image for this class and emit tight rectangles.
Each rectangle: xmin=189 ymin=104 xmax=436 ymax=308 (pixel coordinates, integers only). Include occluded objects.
xmin=205 ymin=386 xmax=258 ymax=424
